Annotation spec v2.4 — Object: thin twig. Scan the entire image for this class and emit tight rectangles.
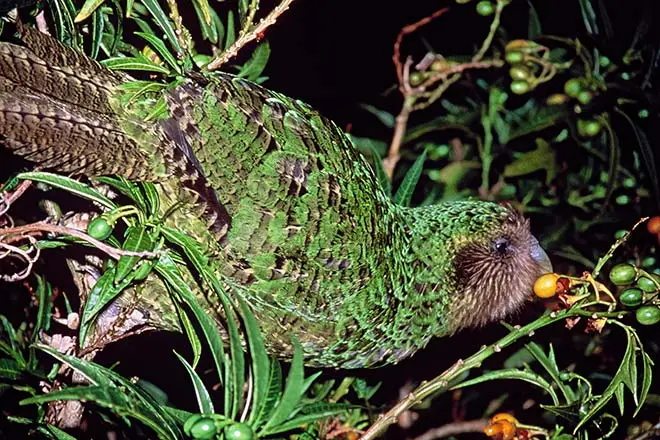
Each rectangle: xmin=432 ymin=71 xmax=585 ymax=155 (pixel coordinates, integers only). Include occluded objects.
xmin=207 ymin=0 xmax=296 ymax=71
xmin=412 ymin=419 xmax=488 ymax=440
xmin=359 ymin=307 xmax=593 ymax=440
xmin=0 ymin=236 xmax=40 ymax=281
xmin=392 ymin=8 xmax=449 ymax=87
xmin=472 ymin=0 xmax=506 ymax=62
xmin=0 ymin=223 xmax=158 ymax=261
xmin=0 ymin=180 xmax=32 ymax=217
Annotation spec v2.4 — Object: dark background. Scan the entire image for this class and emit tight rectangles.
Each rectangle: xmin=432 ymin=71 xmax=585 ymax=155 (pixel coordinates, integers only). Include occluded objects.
xmin=262 ymin=0 xmax=659 ymax=137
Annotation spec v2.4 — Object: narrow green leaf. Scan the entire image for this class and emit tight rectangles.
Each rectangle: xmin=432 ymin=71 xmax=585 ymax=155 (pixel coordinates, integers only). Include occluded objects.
xmin=169 ymin=291 xmax=203 ymax=368
xmin=114 ymin=225 xmax=153 ymax=284
xmin=33 ymin=344 xmax=107 ymax=386
xmin=192 ymin=0 xmax=212 ymax=24
xmin=225 ymin=10 xmax=236 ymax=49
xmin=33 ymin=275 xmax=52 ymax=338
xmin=614 ymin=382 xmax=625 ymax=415
xmin=238 ymin=0 xmax=249 ymax=24
xmin=251 ymin=361 xmax=283 ymax=428
xmin=174 ymin=352 xmax=214 ymax=414
xmin=635 ymin=352 xmax=653 ymax=416
xmin=93 ymin=176 xmax=148 ymax=213
xmin=0 ymin=358 xmax=23 ymax=380
xmin=578 ymin=0 xmax=599 ymax=35
xmin=193 ymin=0 xmax=218 ymax=43
xmin=79 ymin=269 xmax=132 ymax=344
xmin=573 ymin=328 xmax=635 ymax=432
xmin=260 ymin=341 xmax=305 ymax=433
xmin=32 ymin=344 xmax=182 ymax=438
xmin=452 ymin=368 xmax=559 ymax=404
xmin=359 ymin=104 xmax=395 ymax=128
xmin=89 ymin=7 xmax=104 ymax=59
xmin=74 ymin=0 xmax=105 ymax=22
xmin=158 ymin=230 xmax=228 ymax=376
xmin=241 ymin=298 xmax=271 ymax=425
xmin=263 ymin=403 xmax=352 ymax=436
xmin=22 ymin=386 xmax=180 ymax=440
xmin=139 ymin=0 xmax=182 ymax=54
xmin=47 ymin=0 xmax=78 ymax=46
xmin=393 ymin=150 xmax=427 ymax=207
xmin=524 ymin=342 xmax=576 ymax=402
xmin=618 ymin=330 xmax=637 ymax=402
xmin=237 ymin=42 xmax=271 ymax=81
xmin=136 ymin=31 xmax=181 ymax=73
xmin=37 ymin=424 xmax=79 ymax=440
xmin=17 ymin=172 xmax=116 ymax=210
xmin=141 ymin=182 xmax=161 ymax=218
xmin=102 ymin=55 xmax=171 ymax=74
xmin=526 ymin=0 xmax=542 ymax=38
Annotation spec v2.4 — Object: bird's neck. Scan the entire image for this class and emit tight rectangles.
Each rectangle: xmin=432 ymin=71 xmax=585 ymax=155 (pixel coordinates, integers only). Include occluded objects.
xmin=380 ymin=205 xmax=458 ymax=338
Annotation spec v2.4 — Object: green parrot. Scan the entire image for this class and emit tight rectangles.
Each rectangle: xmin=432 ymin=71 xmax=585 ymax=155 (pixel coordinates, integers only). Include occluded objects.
xmin=0 ymin=26 xmax=552 ymax=368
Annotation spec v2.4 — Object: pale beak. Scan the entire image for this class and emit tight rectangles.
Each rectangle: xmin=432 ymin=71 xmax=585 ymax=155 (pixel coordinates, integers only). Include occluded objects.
xmin=531 ymin=236 xmax=553 ymax=274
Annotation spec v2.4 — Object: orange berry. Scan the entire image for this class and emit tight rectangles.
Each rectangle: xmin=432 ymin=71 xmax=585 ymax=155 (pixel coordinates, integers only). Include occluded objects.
xmin=533 ymin=273 xmax=560 ymax=298
xmin=484 ymin=421 xmax=516 ymax=440
xmin=648 ymin=216 xmax=660 ymax=234
xmin=491 ymin=413 xmax=519 ymax=425
xmin=484 ymin=422 xmax=503 ymax=437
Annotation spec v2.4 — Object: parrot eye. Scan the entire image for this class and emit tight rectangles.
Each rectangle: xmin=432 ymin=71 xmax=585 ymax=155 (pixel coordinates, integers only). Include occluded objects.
xmin=493 ymin=237 xmax=510 ymax=255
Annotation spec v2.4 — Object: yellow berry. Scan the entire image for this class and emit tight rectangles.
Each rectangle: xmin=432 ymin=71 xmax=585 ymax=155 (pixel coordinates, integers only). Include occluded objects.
xmin=534 ymin=273 xmax=560 ymax=298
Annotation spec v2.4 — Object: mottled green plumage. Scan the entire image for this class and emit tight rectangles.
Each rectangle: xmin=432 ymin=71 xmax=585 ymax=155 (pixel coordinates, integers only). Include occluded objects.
xmin=0 ymin=28 xmax=551 ymax=368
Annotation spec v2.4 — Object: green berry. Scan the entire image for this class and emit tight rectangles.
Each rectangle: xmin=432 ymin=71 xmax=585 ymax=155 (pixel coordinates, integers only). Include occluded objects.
xmin=599 ymin=56 xmax=611 ymax=68
xmin=409 ymin=72 xmax=423 ymax=86
xmin=614 ymin=230 xmax=627 ymax=240
xmin=430 ymin=59 xmax=448 ymax=72
xmin=577 ymin=119 xmax=601 ymax=137
xmin=132 ymin=260 xmax=153 ymax=281
xmin=225 ymin=423 xmax=255 ymax=440
xmin=509 ymin=65 xmax=531 ymax=81
xmin=564 ymin=78 xmax=583 ymax=98
xmin=87 ymin=216 xmax=113 ymax=240
xmin=505 ymin=51 xmax=524 ymax=64
xmin=546 ymin=93 xmax=568 ymax=105
xmin=615 ymin=194 xmax=630 ymax=205
xmin=636 ymin=306 xmax=660 ymax=326
xmin=637 ymin=276 xmax=659 ymax=293
xmin=638 ymin=109 xmax=649 ymax=119
xmin=622 ymin=177 xmax=636 ymax=188
xmin=576 ymin=90 xmax=593 ymax=105
xmin=559 ymin=372 xmax=571 ymax=381
xmin=510 ymin=80 xmax=530 ymax=95
xmin=476 ymin=0 xmax=495 ymax=16
xmin=189 ymin=417 xmax=216 ymax=440
xmin=642 ymin=256 xmax=656 ymax=267
xmin=609 ymin=263 xmax=637 ymax=285
xmin=621 ymin=72 xmax=630 ymax=80
xmin=619 ymin=288 xmax=643 ymax=307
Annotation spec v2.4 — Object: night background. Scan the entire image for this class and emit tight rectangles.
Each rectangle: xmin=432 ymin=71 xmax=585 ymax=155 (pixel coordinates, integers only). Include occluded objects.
xmin=0 ymin=0 xmax=659 ymax=439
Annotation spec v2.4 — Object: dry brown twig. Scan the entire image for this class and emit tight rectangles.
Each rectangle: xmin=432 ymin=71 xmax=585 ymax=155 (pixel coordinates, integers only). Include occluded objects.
xmin=0 ymin=235 xmax=41 ymax=281
xmin=207 ymin=0 xmax=296 ymax=71
xmin=1 ymin=222 xmax=159 ymax=265
xmin=384 ymin=2 xmax=508 ymax=178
